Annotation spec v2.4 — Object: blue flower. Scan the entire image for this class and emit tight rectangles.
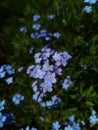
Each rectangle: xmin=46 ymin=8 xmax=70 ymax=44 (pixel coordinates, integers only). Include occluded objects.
xmin=20 ymin=26 xmax=27 ymax=33
xmin=64 ymin=125 xmax=74 ymax=130
xmin=72 ymin=122 xmax=81 ymax=130
xmin=84 ymin=0 xmax=97 ymax=4
xmin=40 ymin=82 xmax=53 ymax=93
xmin=53 ymin=32 xmax=61 ymax=39
xmin=12 ymin=93 xmax=24 ymax=105
xmin=33 ymin=14 xmax=40 ymax=21
xmin=5 ymin=77 xmax=13 ymax=85
xmin=48 ymin=14 xmax=55 ymax=19
xmin=0 ymin=112 xmax=6 ymax=128
xmin=44 ymin=72 xmax=57 ymax=84
xmin=52 ymin=121 xmax=61 ymax=130
xmin=83 ymin=6 xmax=92 ymax=13
xmin=32 ymin=23 xmax=41 ymax=30
xmin=62 ymin=76 xmax=72 ymax=90
xmin=32 ymin=91 xmax=44 ymax=102
xmin=0 ymin=100 xmax=5 ymax=111
xmin=69 ymin=115 xmax=75 ymax=122
xmin=0 ymin=72 xmax=6 ymax=78
xmin=89 ymin=110 xmax=98 ymax=125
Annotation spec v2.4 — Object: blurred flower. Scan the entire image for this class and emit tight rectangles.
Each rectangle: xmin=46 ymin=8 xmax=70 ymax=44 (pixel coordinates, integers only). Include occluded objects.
xmin=18 ymin=67 xmax=24 ymax=72
xmin=48 ymin=14 xmax=55 ymax=19
xmin=84 ymin=0 xmax=97 ymax=4
xmin=12 ymin=93 xmax=24 ymax=105
xmin=0 ymin=100 xmax=5 ymax=111
xmin=83 ymin=6 xmax=92 ymax=13
xmin=20 ymin=26 xmax=27 ymax=33
xmin=53 ymin=32 xmax=61 ymax=39
xmin=5 ymin=77 xmax=13 ymax=85
xmin=28 ymin=47 xmax=34 ymax=54
xmin=64 ymin=125 xmax=74 ymax=130
xmin=0 ymin=112 xmax=6 ymax=128
xmin=32 ymin=23 xmax=41 ymax=30
xmin=33 ymin=14 xmax=40 ymax=21
xmin=89 ymin=110 xmax=98 ymax=124
xmin=52 ymin=121 xmax=61 ymax=130
xmin=62 ymin=76 xmax=72 ymax=90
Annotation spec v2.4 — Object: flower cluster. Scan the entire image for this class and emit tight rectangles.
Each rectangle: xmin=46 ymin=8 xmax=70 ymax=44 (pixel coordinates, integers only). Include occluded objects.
xmin=27 ymin=47 xmax=72 ymax=104
xmin=83 ymin=0 xmax=97 ymax=13
xmin=41 ymin=96 xmax=61 ymax=109
xmin=0 ymin=64 xmax=14 ymax=84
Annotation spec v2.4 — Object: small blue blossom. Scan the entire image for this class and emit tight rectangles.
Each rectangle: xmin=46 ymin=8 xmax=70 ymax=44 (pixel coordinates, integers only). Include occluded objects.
xmin=40 ymin=82 xmax=53 ymax=93
xmin=64 ymin=125 xmax=74 ymax=130
xmin=18 ymin=67 xmax=24 ymax=72
xmin=5 ymin=77 xmax=13 ymax=85
xmin=32 ymin=23 xmax=41 ymax=30
xmin=20 ymin=26 xmax=27 ymax=33
xmin=62 ymin=76 xmax=72 ymax=90
xmin=53 ymin=32 xmax=61 ymax=39
xmin=52 ymin=121 xmax=61 ymax=130
xmin=0 ymin=72 xmax=6 ymax=78
xmin=12 ymin=93 xmax=24 ymax=105
xmin=31 ymin=32 xmax=39 ymax=39
xmin=0 ymin=112 xmax=6 ymax=128
xmin=44 ymin=72 xmax=57 ymax=84
xmin=72 ymin=122 xmax=81 ymax=130
xmin=0 ymin=100 xmax=5 ymax=111
xmin=32 ymin=91 xmax=44 ymax=102
xmin=28 ymin=47 xmax=34 ymax=54
xmin=69 ymin=115 xmax=75 ymax=122
xmin=89 ymin=110 xmax=98 ymax=125
xmin=33 ymin=14 xmax=40 ymax=21
xmin=83 ymin=6 xmax=92 ymax=13
xmin=48 ymin=14 xmax=55 ymax=19
xmin=84 ymin=0 xmax=97 ymax=4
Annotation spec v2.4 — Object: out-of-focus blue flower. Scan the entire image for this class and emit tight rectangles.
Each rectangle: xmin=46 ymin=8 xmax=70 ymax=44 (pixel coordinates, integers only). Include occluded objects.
xmin=53 ymin=32 xmax=61 ymax=39
xmin=48 ymin=14 xmax=55 ymax=19
xmin=32 ymin=23 xmax=41 ymax=30
xmin=20 ymin=26 xmax=27 ymax=33
xmin=69 ymin=115 xmax=75 ymax=122
xmin=64 ymin=125 xmax=74 ymax=130
xmin=32 ymin=91 xmax=44 ymax=102
xmin=41 ymin=96 xmax=61 ymax=108
xmin=0 ymin=72 xmax=6 ymax=79
xmin=89 ymin=110 xmax=98 ymax=125
xmin=84 ymin=0 xmax=97 ymax=4
xmin=72 ymin=122 xmax=81 ymax=130
xmin=0 ymin=100 xmax=5 ymax=111
xmin=83 ymin=6 xmax=92 ymax=13
xmin=5 ymin=77 xmax=13 ymax=85
xmin=52 ymin=121 xmax=61 ymax=130
xmin=0 ymin=112 xmax=6 ymax=128
xmin=12 ymin=93 xmax=24 ymax=105
xmin=28 ymin=47 xmax=34 ymax=54
xmin=33 ymin=14 xmax=40 ymax=21
xmin=18 ymin=67 xmax=24 ymax=72
xmin=31 ymin=32 xmax=39 ymax=39
xmin=62 ymin=76 xmax=72 ymax=90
